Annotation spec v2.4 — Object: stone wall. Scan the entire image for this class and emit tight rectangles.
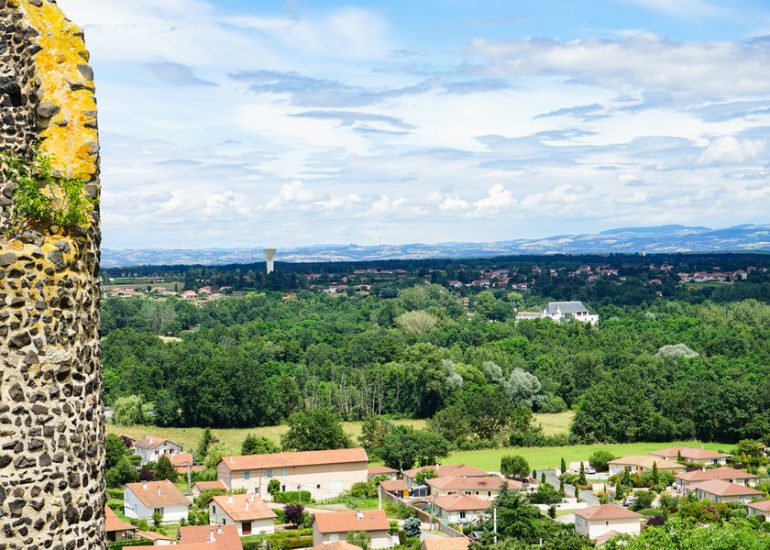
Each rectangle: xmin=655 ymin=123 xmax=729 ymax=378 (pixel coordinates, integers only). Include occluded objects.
xmin=0 ymin=1 xmax=104 ymax=549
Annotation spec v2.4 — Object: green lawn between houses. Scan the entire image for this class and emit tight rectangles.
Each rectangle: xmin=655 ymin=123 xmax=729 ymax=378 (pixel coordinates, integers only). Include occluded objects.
xmin=107 ymin=412 xmax=733 ymax=473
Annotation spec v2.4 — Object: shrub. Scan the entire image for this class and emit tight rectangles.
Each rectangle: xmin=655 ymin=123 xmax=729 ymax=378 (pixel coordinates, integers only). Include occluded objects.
xmin=528 ymin=483 xmax=562 ymax=505
xmin=194 ymin=489 xmax=227 ymax=508
xmin=403 ymin=517 xmax=421 ymax=538
xmin=588 ymin=450 xmax=616 ymax=472
xmin=631 ymin=490 xmax=654 ymax=511
xmin=274 ymin=491 xmax=312 ymax=504
xmin=384 ymin=502 xmax=416 ymax=519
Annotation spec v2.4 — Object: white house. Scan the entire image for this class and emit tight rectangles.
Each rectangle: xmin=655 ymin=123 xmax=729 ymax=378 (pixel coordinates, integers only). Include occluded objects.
xmin=217 ymin=448 xmax=368 ymax=501
xmin=432 ymin=494 xmax=490 ymax=525
xmin=132 ymin=436 xmax=183 ymax=464
xmin=685 ymin=479 xmax=763 ymax=503
xmin=674 ymin=467 xmax=757 ymax=492
xmin=209 ymin=494 xmax=276 ymax=536
xmin=607 ymin=455 xmax=685 ymax=476
xmin=543 ymin=302 xmax=599 ymax=325
xmin=426 ymin=476 xmax=522 ymax=500
xmin=650 ymin=447 xmax=729 ymax=466
xmin=748 ymin=500 xmax=770 ymax=521
xmin=402 ymin=464 xmax=487 ymax=490
xmin=123 ymin=480 xmax=189 ymax=524
xmin=313 ymin=510 xmax=394 ymax=549
xmin=574 ymin=504 xmax=641 ymax=541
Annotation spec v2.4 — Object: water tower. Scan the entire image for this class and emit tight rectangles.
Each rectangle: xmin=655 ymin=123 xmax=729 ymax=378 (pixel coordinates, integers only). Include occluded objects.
xmin=264 ymin=248 xmax=277 ymax=274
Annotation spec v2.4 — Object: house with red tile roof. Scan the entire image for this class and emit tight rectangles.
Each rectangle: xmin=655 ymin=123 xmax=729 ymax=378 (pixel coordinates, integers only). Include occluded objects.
xmin=124 ymin=480 xmax=189 ymax=524
xmin=368 ymin=466 xmax=398 ymax=481
xmin=132 ymin=435 xmax=183 ymax=464
xmin=312 ymin=542 xmax=363 ymax=550
xmin=685 ymin=479 xmax=763 ymax=503
xmin=432 ymin=494 xmax=490 ymax=524
xmin=192 ymin=479 xmax=227 ymax=498
xmin=167 ymin=452 xmax=205 ymax=475
xmin=674 ymin=467 xmax=757 ymax=491
xmin=421 ymin=539 xmax=469 ymax=550
xmin=179 ymin=524 xmax=243 ymax=549
xmin=607 ymin=455 xmax=685 ymax=475
xmin=105 ymin=506 xmax=137 ymax=542
xmin=748 ymin=500 xmax=770 ymax=521
xmin=574 ymin=504 xmax=641 ymax=541
xmin=650 ymin=447 xmax=729 ymax=466
xmin=218 ymin=448 xmax=368 ymax=501
xmin=209 ymin=494 xmax=276 ymax=536
xmin=313 ymin=510 xmax=394 ymax=548
xmin=379 ymin=479 xmax=409 ymax=498
xmin=426 ymin=476 xmax=522 ymax=500
xmin=402 ymin=464 xmax=488 ymax=490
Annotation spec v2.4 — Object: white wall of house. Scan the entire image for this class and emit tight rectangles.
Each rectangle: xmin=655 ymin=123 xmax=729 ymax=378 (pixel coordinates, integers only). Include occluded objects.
xmin=749 ymin=508 xmax=770 ymax=521
xmin=207 ymin=503 xmax=275 ymax=536
xmin=134 ymin=441 xmax=182 ymax=464
xmin=123 ymin=488 xmax=188 ymax=524
xmin=218 ymin=461 xmax=367 ymax=501
xmin=430 ymin=488 xmax=501 ymax=500
xmin=312 ymin=525 xmax=394 ymax=549
xmin=436 ymin=508 xmax=485 ymax=524
xmin=575 ymin=516 xmax=640 ymax=540
xmin=690 ymin=490 xmax=752 ymax=504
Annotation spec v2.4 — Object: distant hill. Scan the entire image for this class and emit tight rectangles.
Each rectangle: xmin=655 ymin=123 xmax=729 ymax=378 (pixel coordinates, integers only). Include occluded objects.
xmin=103 ymin=224 xmax=770 ymax=268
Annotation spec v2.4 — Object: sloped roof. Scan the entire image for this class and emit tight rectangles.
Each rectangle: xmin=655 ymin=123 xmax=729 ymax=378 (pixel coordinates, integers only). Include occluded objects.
xmin=688 ymin=479 xmax=763 ymax=497
xmin=311 ymin=543 xmax=363 ymax=550
xmin=179 ymin=524 xmax=242 ymax=548
xmin=220 ymin=448 xmax=368 ymax=472
xmin=105 ymin=506 xmax=136 ymax=533
xmin=193 ymin=480 xmax=227 ymax=492
xmin=314 ymin=510 xmax=390 ymax=534
xmin=575 ymin=504 xmax=641 ymax=521
xmin=422 ymin=538 xmax=470 ymax=550
xmin=546 ymin=301 xmax=588 ymax=315
xmin=427 ymin=476 xmax=521 ymax=491
xmin=676 ymin=467 xmax=757 ymax=483
xmin=125 ymin=480 xmax=188 ymax=508
xmin=380 ymin=479 xmax=408 ymax=492
xmin=403 ymin=464 xmax=488 ymax=479
xmin=133 ymin=435 xmax=181 ymax=450
xmin=433 ymin=494 xmax=491 ymax=512
xmin=594 ymin=530 xmax=622 ymax=546
xmin=368 ymin=466 xmax=397 ymax=475
xmin=650 ymin=447 xmax=729 ymax=461
xmin=608 ymin=455 xmax=684 ymax=470
xmin=748 ymin=500 xmax=770 ymax=513
xmin=211 ymin=494 xmax=277 ymax=522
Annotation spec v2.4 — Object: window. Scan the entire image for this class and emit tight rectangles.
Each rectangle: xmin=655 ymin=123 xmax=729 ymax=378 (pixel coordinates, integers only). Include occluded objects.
xmin=243 ymin=470 xmax=251 ymax=480
xmin=316 ymin=484 xmax=321 ymax=489
xmin=459 ymin=512 xmax=466 ymax=519
xmin=242 ymin=521 xmax=251 ymax=535
xmin=212 ymin=506 xmax=216 ymax=514
xmin=265 ymin=469 xmax=274 ymax=478
xmin=280 ymin=468 xmax=288 ymax=476
xmin=154 ymin=508 xmax=164 ymax=517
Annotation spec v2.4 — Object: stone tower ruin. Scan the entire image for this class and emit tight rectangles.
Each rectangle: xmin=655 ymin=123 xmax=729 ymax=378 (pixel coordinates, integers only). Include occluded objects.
xmin=0 ymin=0 xmax=104 ymax=548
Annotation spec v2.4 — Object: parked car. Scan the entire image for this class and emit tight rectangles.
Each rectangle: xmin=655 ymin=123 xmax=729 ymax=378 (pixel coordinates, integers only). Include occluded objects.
xmin=623 ymin=497 xmax=637 ymax=507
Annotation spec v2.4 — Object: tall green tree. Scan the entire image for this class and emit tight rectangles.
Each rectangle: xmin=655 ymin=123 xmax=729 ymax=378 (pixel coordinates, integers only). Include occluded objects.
xmin=281 ymin=410 xmax=350 ymax=452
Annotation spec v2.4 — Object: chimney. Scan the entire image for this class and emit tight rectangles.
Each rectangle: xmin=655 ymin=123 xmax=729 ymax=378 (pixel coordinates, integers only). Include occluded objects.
xmin=209 ymin=528 xmax=216 ymax=543
xmin=142 ymin=481 xmax=148 ymax=490
xmin=217 ymin=526 xmax=223 ymax=535
xmin=250 ymin=494 xmax=255 ymax=502
xmin=157 ymin=486 xmax=162 ymax=496
xmin=245 ymin=501 xmax=250 ymax=512
xmin=356 ymin=511 xmax=364 ymax=520
xmin=227 ymin=495 xmax=233 ymax=504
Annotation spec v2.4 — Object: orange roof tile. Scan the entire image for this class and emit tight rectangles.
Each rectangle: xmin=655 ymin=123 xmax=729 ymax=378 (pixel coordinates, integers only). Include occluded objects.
xmin=403 ymin=464 xmax=488 ymax=479
xmin=179 ymin=524 xmax=242 ymax=548
xmin=433 ymin=494 xmax=491 ymax=512
xmin=651 ymin=447 xmax=729 ymax=461
xmin=135 ymin=530 xmax=174 ymax=542
xmin=104 ymin=506 xmax=136 ymax=533
xmin=193 ymin=480 xmax=227 ymax=492
xmin=608 ymin=455 xmax=684 ymax=470
xmin=125 ymin=480 xmax=188 ymax=508
xmin=211 ymin=494 xmax=277 ymax=522
xmin=575 ymin=504 xmax=641 ymax=521
xmin=380 ymin=480 xmax=408 ymax=492
xmin=311 ymin=543 xmax=363 ymax=550
xmin=314 ymin=510 xmax=390 ymax=534
xmin=422 ymin=539 xmax=470 ymax=550
xmin=427 ymin=476 xmax=521 ymax=491
xmin=676 ymin=467 xmax=757 ymax=483
xmin=688 ymin=479 xmax=763 ymax=497
xmin=594 ymin=530 xmax=622 ymax=546
xmin=368 ymin=466 xmax=397 ymax=475
xmin=748 ymin=500 xmax=770 ymax=513
xmin=221 ymin=448 xmax=368 ymax=472
xmin=133 ymin=435 xmax=181 ymax=450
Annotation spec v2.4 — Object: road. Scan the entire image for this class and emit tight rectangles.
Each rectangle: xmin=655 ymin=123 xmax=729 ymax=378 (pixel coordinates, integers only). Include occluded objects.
xmin=543 ymin=470 xmax=600 ymax=506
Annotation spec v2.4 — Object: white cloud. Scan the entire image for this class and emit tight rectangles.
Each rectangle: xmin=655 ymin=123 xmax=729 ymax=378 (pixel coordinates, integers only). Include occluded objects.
xmin=698 ymin=135 xmax=767 ymax=165
xmin=439 ymin=197 xmax=471 ymax=211
xmin=473 ymin=184 xmax=517 ymax=214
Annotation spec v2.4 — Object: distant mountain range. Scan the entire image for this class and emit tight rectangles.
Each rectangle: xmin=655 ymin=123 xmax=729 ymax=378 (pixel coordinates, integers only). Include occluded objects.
xmin=102 ymin=224 xmax=770 ymax=268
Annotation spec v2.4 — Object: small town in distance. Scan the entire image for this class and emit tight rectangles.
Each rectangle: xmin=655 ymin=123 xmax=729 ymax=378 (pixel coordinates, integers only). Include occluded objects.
xmin=97 ymin=251 xmax=770 ymax=549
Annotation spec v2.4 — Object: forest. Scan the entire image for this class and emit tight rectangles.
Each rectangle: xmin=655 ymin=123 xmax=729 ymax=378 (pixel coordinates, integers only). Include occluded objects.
xmin=102 ymin=256 xmax=770 ymax=447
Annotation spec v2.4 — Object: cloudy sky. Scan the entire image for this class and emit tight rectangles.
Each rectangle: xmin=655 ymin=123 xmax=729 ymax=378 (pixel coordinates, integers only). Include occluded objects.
xmin=57 ymin=0 xmax=770 ymax=249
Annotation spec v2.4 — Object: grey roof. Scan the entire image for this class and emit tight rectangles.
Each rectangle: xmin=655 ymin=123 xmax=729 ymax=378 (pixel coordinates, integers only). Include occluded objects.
xmin=546 ymin=301 xmax=589 ymax=315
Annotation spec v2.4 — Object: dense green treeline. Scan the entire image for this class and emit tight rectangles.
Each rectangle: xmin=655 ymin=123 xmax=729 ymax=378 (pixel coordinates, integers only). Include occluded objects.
xmin=102 ymin=282 xmax=770 ymax=445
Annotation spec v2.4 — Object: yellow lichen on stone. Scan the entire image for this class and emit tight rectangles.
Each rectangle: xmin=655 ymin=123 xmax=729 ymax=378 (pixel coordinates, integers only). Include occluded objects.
xmin=18 ymin=0 xmax=98 ymax=181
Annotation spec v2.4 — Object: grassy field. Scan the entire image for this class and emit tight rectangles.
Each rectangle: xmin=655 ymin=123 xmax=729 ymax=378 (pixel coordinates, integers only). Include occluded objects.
xmin=447 ymin=440 xmax=734 ymax=472
xmin=533 ymin=410 xmax=574 ymax=435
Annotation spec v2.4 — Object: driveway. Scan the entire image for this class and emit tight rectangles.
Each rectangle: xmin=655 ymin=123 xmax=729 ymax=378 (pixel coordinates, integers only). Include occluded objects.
xmin=543 ymin=470 xmax=600 ymax=506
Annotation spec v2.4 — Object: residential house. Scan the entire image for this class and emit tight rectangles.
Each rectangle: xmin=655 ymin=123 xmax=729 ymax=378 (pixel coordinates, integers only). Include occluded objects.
xmin=685 ymin=479 xmax=763 ymax=503
xmin=105 ymin=506 xmax=137 ymax=542
xmin=543 ymin=301 xmax=599 ymax=325
xmin=124 ymin=480 xmax=189 ymax=524
xmin=313 ymin=510 xmax=393 ymax=549
xmin=209 ymin=494 xmax=276 ymax=536
xmin=133 ymin=530 xmax=174 ymax=545
xmin=132 ymin=436 xmax=183 ymax=464
xmin=218 ymin=448 xmax=368 ymax=501
xmin=178 ymin=524 xmax=243 ymax=549
xmin=574 ymin=504 xmax=641 ymax=541
xmin=181 ymin=290 xmax=198 ymax=299
xmin=421 ymin=539 xmax=469 ymax=550
xmin=748 ymin=500 xmax=770 ymax=521
xmin=426 ymin=476 xmax=522 ymax=500
xmin=432 ymin=494 xmax=490 ymax=525
xmin=402 ymin=464 xmax=487 ymax=490
xmin=607 ymin=455 xmax=685 ymax=475
xmin=379 ymin=479 xmax=409 ymax=498
xmin=650 ymin=447 xmax=729 ymax=466
xmin=674 ymin=467 xmax=757 ymax=491
xmin=192 ymin=480 xmax=227 ymax=498
xmin=368 ymin=466 xmax=398 ymax=481
xmin=168 ymin=452 xmax=205 ymax=475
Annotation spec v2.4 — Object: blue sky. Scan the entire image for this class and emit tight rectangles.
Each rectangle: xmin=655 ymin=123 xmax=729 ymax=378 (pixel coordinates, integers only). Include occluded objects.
xmin=57 ymin=0 xmax=770 ymax=248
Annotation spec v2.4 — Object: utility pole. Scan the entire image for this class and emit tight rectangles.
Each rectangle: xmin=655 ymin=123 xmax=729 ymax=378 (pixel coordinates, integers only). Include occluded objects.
xmin=493 ymin=507 xmax=497 ymax=544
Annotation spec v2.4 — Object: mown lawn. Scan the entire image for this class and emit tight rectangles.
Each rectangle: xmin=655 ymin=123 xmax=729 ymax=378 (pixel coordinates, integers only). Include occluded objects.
xmin=533 ymin=411 xmax=574 ymax=435
xmin=107 ymin=419 xmax=427 ymax=455
xmin=447 ymin=441 xmax=735 ymax=472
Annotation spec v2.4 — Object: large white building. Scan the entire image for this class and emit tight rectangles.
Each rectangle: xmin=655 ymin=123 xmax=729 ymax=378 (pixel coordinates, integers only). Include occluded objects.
xmin=313 ymin=510 xmax=394 ymax=549
xmin=574 ymin=504 xmax=641 ymax=542
xmin=516 ymin=301 xmax=599 ymax=325
xmin=217 ymin=448 xmax=369 ymax=501
xmin=123 ymin=480 xmax=189 ymax=525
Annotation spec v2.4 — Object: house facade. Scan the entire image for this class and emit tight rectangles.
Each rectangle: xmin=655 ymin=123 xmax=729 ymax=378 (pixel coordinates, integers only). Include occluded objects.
xmin=748 ymin=500 xmax=770 ymax=521
xmin=608 ymin=455 xmax=685 ymax=475
xmin=574 ymin=504 xmax=641 ymax=540
xmin=105 ymin=506 xmax=137 ymax=542
xmin=379 ymin=480 xmax=409 ymax=498
xmin=426 ymin=476 xmax=522 ymax=500
xmin=674 ymin=467 xmax=757 ymax=491
xmin=178 ymin=524 xmax=243 ymax=549
xmin=218 ymin=448 xmax=368 ymax=501
xmin=209 ymin=494 xmax=276 ymax=536
xmin=132 ymin=436 xmax=183 ymax=464
xmin=402 ymin=464 xmax=488 ymax=490
xmin=192 ymin=480 xmax=227 ymax=498
xmin=124 ymin=480 xmax=189 ymax=524
xmin=368 ymin=466 xmax=398 ymax=481
xmin=313 ymin=510 xmax=394 ymax=549
xmin=432 ymin=494 xmax=490 ymax=524
xmin=685 ymin=479 xmax=763 ymax=503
